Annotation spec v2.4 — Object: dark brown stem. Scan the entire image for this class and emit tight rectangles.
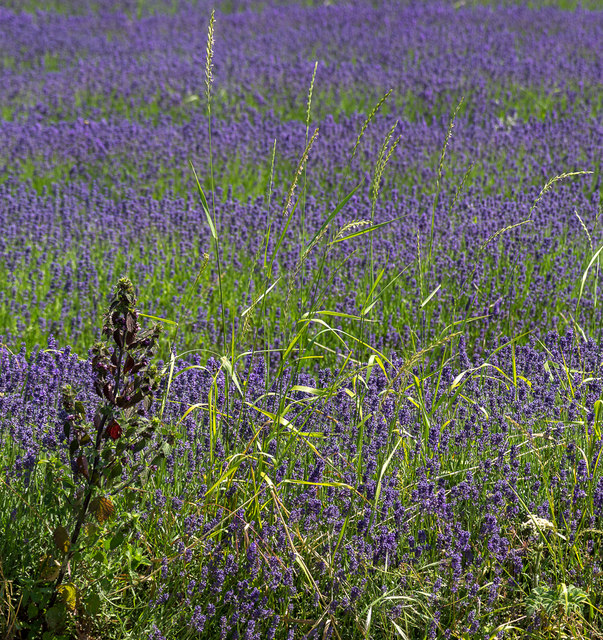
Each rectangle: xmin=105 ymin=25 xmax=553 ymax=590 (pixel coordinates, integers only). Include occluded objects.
xmin=47 ymin=411 xmax=109 ymax=610
xmin=48 ymin=336 xmax=125 ymax=609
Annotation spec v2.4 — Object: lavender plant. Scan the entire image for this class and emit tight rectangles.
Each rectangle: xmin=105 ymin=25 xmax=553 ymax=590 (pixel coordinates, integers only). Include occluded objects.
xmin=3 ymin=327 xmax=603 ymax=639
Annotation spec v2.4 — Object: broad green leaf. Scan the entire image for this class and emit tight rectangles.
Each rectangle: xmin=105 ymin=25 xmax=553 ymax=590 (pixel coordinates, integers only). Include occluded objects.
xmin=110 ymin=531 xmax=125 ymax=551
xmin=131 ymin=439 xmax=147 ymax=454
xmin=45 ymin=605 xmax=66 ymax=630
xmin=86 ymin=592 xmax=101 ymax=615
xmin=84 ymin=522 xmax=98 ymax=540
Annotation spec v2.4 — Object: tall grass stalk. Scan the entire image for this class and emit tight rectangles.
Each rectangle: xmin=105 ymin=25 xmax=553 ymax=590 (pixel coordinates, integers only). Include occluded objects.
xmin=201 ymin=9 xmax=228 ymax=358
xmin=300 ymin=61 xmax=318 ymax=249
xmin=427 ymin=97 xmax=464 ymax=278
xmin=343 ymin=89 xmax=393 ymax=197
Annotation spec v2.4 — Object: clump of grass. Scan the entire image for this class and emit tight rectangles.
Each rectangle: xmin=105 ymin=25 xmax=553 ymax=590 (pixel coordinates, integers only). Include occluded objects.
xmin=3 ymin=279 xmax=603 ymax=638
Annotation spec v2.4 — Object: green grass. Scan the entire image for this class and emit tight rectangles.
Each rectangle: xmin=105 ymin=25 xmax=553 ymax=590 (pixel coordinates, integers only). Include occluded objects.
xmin=2 ymin=77 xmax=600 ymax=127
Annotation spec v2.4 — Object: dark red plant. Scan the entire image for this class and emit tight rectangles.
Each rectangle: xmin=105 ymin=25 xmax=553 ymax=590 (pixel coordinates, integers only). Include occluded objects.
xmin=47 ymin=277 xmax=163 ymax=612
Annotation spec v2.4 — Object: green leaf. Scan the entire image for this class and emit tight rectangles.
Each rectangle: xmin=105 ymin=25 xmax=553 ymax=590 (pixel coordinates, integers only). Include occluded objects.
xmin=108 ymin=462 xmax=123 ymax=480
xmin=84 ymin=522 xmax=99 ymax=541
xmin=110 ymin=531 xmax=125 ymax=551
xmin=132 ymin=439 xmax=147 ymax=454
xmin=45 ymin=604 xmax=66 ymax=630
xmin=61 ymin=476 xmax=75 ymax=490
xmin=150 ymin=455 xmax=164 ymax=468
xmin=85 ymin=592 xmax=101 ymax=615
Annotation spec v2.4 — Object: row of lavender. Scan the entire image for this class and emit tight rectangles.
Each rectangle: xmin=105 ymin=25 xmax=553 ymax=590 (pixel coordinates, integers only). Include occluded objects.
xmin=1 ymin=2 xmax=600 ymax=121
xmin=1 ymin=163 xmax=600 ymax=358
xmin=0 ymin=113 xmax=601 ymax=350
xmin=2 ymin=327 xmax=603 ymax=636
xmin=0 ymin=2 xmax=601 ymax=359
xmin=0 ymin=179 xmax=600 ymax=355
xmin=0 ymin=2 xmax=602 ymax=635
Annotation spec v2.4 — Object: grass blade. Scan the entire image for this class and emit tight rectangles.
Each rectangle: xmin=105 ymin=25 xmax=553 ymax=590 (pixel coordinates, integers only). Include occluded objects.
xmin=577 ymin=243 xmax=603 ymax=310
xmin=189 ymin=160 xmax=217 ymax=241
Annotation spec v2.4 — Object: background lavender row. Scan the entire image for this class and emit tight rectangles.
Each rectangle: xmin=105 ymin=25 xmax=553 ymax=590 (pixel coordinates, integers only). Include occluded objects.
xmin=1 ymin=108 xmax=600 ymax=196
xmin=1 ymin=2 xmax=601 ymax=122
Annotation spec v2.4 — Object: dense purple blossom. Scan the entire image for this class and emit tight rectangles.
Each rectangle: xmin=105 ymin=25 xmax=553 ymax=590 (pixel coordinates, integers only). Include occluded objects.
xmin=0 ymin=1 xmax=600 ymax=357
xmin=3 ymin=329 xmax=603 ymax=634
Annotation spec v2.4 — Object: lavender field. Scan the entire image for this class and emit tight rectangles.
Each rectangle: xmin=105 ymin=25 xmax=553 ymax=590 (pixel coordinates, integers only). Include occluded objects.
xmin=1 ymin=1 xmax=602 ymax=638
